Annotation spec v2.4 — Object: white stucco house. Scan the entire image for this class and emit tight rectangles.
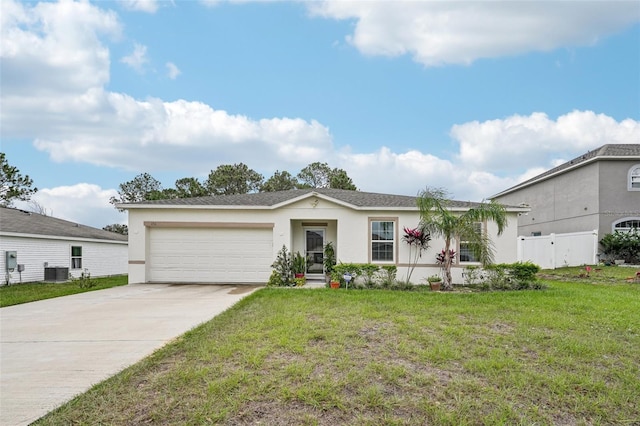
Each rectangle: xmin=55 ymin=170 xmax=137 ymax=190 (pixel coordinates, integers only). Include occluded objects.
xmin=121 ymin=189 xmax=525 ymax=285
xmin=0 ymin=207 xmax=128 ymax=285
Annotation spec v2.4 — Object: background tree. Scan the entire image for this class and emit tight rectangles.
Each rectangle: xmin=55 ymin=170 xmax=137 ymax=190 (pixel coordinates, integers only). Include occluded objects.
xmin=109 ymin=173 xmax=163 ymax=211
xmin=261 ymin=170 xmax=299 ymax=192
xmin=205 ymin=163 xmax=263 ymax=195
xmin=297 ymin=162 xmax=357 ymax=190
xmin=103 ymin=224 xmax=129 ymax=235
xmin=297 ymin=162 xmax=332 ymax=188
xmin=174 ymin=177 xmax=208 ymax=198
xmin=417 ymin=187 xmax=507 ymax=290
xmin=0 ymin=153 xmax=37 ymax=207
xmin=27 ymin=200 xmax=50 ymax=216
xmin=329 ymin=168 xmax=357 ymax=190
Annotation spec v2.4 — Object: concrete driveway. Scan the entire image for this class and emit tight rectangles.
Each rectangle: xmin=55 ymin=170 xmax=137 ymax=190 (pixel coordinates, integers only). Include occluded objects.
xmin=0 ymin=283 xmax=260 ymax=426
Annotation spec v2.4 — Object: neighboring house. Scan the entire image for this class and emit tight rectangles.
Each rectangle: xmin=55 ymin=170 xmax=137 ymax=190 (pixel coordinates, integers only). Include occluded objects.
xmin=0 ymin=207 xmax=128 ymax=284
xmin=120 ymin=188 xmax=525 ymax=285
xmin=491 ymin=144 xmax=640 ymax=240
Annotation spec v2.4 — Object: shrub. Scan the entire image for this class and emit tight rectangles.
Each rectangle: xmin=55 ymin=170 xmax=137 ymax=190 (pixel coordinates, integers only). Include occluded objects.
xmin=600 ymin=229 xmax=640 ymax=264
xmin=269 ymin=245 xmax=293 ymax=287
xmin=378 ymin=265 xmax=397 ymax=288
xmin=74 ymin=269 xmax=96 ymax=289
xmin=483 ymin=262 xmax=542 ymax=291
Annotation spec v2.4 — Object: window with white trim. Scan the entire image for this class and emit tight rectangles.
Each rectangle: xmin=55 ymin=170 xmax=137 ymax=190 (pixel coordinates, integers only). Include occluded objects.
xmin=629 ymin=165 xmax=640 ymax=191
xmin=459 ymin=222 xmax=483 ymax=263
xmin=71 ymin=246 xmax=82 ymax=269
xmin=371 ymin=220 xmax=395 ymax=262
xmin=613 ymin=218 xmax=640 ymax=233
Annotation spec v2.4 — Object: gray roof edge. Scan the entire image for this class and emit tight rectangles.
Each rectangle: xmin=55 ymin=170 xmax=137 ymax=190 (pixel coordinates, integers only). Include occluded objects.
xmin=0 ymin=207 xmax=128 ymax=242
xmin=491 ymin=144 xmax=640 ymax=199
xmin=0 ymin=231 xmax=129 ymax=244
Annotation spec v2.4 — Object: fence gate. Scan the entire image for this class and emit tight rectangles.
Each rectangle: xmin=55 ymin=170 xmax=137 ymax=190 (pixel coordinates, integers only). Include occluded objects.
xmin=517 ymin=230 xmax=599 ymax=269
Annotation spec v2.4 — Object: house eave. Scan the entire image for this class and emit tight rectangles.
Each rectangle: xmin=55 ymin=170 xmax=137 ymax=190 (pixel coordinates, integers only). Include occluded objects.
xmin=0 ymin=231 xmax=128 ymax=244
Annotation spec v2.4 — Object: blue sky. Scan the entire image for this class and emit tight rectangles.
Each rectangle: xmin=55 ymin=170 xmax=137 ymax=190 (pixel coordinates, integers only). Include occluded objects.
xmin=2 ymin=0 xmax=639 ymax=228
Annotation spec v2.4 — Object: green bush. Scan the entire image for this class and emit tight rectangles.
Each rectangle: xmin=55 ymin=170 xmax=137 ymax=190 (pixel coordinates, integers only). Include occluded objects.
xmin=484 ymin=262 xmax=542 ymax=291
xmin=329 ymin=263 xmax=401 ymax=289
xmin=268 ymin=245 xmax=293 ymax=287
xmin=73 ymin=269 xmax=96 ymax=289
xmin=600 ymin=229 xmax=640 ymax=264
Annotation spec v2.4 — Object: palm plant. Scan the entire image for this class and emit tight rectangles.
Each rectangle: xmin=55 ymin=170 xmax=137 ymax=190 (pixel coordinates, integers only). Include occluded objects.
xmin=417 ymin=187 xmax=507 ymax=290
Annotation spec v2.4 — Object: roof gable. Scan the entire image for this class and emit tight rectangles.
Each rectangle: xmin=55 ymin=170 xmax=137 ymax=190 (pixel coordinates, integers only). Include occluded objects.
xmin=0 ymin=208 xmax=128 ymax=242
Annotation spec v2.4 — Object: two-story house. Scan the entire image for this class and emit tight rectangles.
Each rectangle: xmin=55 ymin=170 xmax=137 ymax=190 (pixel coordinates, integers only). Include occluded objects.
xmin=491 ymin=144 xmax=640 ymax=240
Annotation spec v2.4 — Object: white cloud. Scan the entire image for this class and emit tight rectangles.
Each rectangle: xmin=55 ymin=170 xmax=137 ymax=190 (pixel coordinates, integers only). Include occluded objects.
xmin=121 ymin=0 xmax=159 ymax=14
xmin=309 ymin=1 xmax=640 ymax=66
xmin=15 ymin=184 xmax=126 ymax=229
xmin=166 ymin=62 xmax=181 ymax=79
xmin=0 ymin=0 xmax=120 ymax=95
xmin=121 ymin=43 xmax=148 ymax=72
xmin=451 ymin=110 xmax=640 ymax=174
xmin=2 ymin=0 xmax=639 ymax=227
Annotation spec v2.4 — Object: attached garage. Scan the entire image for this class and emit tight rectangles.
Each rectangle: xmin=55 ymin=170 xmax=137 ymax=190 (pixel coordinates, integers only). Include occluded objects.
xmin=147 ymin=223 xmax=273 ymax=284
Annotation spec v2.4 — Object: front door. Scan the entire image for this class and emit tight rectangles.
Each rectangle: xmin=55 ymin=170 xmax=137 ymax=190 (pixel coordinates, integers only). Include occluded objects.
xmin=305 ymin=229 xmax=325 ymax=276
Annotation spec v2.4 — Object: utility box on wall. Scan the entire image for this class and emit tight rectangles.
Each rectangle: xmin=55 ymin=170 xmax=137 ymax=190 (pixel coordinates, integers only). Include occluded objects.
xmin=5 ymin=251 xmax=17 ymax=271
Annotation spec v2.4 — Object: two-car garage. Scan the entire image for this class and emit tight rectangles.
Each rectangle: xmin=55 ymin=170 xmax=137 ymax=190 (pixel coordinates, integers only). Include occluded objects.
xmin=147 ymin=224 xmax=273 ymax=284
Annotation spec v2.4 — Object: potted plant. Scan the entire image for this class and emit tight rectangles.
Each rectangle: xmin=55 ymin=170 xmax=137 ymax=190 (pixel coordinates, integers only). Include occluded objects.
xmin=292 ymin=251 xmax=306 ymax=278
xmin=323 ymin=242 xmax=336 ymax=283
xmin=329 ymin=271 xmax=341 ymax=289
xmin=427 ymin=275 xmax=442 ymax=291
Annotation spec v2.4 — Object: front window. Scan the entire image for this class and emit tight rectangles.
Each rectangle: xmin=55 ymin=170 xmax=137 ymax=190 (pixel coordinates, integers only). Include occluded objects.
xmin=629 ymin=165 xmax=640 ymax=191
xmin=71 ymin=246 xmax=82 ymax=269
xmin=459 ymin=222 xmax=483 ymax=263
xmin=371 ymin=220 xmax=395 ymax=262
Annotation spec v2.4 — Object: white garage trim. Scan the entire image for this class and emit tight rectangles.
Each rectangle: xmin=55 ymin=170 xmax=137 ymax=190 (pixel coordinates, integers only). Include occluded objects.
xmin=148 ymin=226 xmax=273 ymax=284
xmin=145 ymin=221 xmax=274 ymax=229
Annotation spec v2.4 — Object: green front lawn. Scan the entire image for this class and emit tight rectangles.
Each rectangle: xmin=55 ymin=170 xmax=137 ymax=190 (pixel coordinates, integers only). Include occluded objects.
xmin=0 ymin=275 xmax=128 ymax=307
xmin=36 ymin=279 xmax=640 ymax=425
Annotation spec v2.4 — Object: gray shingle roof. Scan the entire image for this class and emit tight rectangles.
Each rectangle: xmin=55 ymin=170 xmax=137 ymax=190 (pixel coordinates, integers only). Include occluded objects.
xmin=122 ymin=188 xmax=490 ymax=209
xmin=492 ymin=144 xmax=640 ymax=198
xmin=0 ymin=208 xmax=128 ymax=242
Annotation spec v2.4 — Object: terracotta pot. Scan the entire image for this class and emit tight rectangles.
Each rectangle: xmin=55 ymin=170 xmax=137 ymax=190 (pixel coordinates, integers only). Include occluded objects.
xmin=429 ymin=282 xmax=441 ymax=291
xmin=330 ymin=281 xmax=340 ymax=289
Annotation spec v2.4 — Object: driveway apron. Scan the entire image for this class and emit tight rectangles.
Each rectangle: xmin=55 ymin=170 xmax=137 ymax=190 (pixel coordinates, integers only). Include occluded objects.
xmin=0 ymin=283 xmax=259 ymax=426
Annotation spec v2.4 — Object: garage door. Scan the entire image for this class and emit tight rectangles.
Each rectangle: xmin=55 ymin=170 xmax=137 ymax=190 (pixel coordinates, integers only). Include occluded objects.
xmin=148 ymin=227 xmax=273 ymax=283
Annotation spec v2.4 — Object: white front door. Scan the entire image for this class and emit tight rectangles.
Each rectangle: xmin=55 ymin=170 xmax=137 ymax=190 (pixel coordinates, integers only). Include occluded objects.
xmin=305 ymin=229 xmax=325 ymax=276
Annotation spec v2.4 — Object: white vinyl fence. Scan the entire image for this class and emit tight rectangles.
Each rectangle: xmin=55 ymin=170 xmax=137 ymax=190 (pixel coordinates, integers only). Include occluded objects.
xmin=517 ymin=230 xmax=599 ymax=269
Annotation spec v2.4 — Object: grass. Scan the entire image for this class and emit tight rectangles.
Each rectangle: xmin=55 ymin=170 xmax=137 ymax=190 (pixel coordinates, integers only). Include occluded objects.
xmin=35 ymin=272 xmax=639 ymax=425
xmin=540 ymin=264 xmax=640 ymax=283
xmin=0 ymin=275 xmax=128 ymax=307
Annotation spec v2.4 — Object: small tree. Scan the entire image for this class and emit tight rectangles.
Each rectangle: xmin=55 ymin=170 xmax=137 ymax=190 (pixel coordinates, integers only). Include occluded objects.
xmin=109 ymin=173 xmax=163 ymax=211
xmin=0 ymin=153 xmax=37 ymax=206
xmin=329 ymin=168 xmax=357 ymax=190
xmin=206 ymin=163 xmax=263 ymax=195
xmin=297 ymin=162 xmax=333 ymax=188
xmin=261 ymin=170 xmax=299 ymax=192
xmin=269 ymin=245 xmax=293 ymax=286
xmin=402 ymin=227 xmax=431 ymax=283
xmin=174 ymin=177 xmax=208 ymax=198
xmin=103 ymin=224 xmax=129 ymax=235
xmin=417 ymin=187 xmax=507 ymax=290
